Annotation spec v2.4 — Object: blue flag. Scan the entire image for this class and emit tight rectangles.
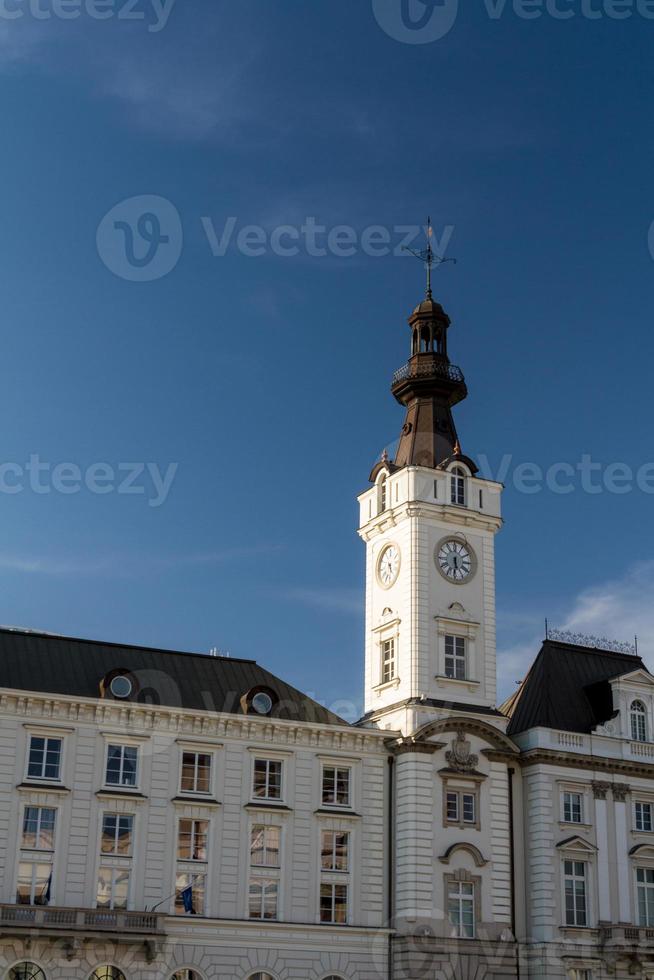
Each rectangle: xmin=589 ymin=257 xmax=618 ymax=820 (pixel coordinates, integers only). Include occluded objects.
xmin=181 ymin=884 xmax=195 ymax=915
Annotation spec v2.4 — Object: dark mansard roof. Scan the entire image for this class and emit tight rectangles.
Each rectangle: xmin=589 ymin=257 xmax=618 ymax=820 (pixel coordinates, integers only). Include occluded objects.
xmin=501 ymin=638 xmax=646 ymax=736
xmin=0 ymin=626 xmax=346 ymax=726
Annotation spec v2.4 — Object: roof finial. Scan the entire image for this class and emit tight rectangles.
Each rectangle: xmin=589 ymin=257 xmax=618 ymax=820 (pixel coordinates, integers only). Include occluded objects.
xmin=453 ymin=439 xmax=461 ymax=455
xmin=403 ymin=217 xmax=457 ymax=299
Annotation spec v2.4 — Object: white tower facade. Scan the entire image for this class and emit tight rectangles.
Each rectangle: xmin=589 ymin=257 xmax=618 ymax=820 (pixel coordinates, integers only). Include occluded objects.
xmin=357 ymin=293 xmax=503 ymax=737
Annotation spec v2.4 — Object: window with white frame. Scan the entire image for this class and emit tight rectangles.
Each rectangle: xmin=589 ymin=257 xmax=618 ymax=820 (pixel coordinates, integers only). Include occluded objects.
xmin=101 ymin=813 xmax=133 ymax=855
xmin=174 ymin=871 xmax=205 ymax=916
xmin=22 ymin=807 xmax=56 ymax=851
xmin=447 ymin=879 xmax=475 ymax=938
xmin=321 ymin=830 xmax=349 ymax=872
xmin=568 ymin=971 xmax=593 ymax=980
xmin=27 ymin=736 xmax=62 ymax=781
xmin=180 ymin=751 xmax=212 ymax=795
xmin=381 ymin=637 xmax=396 ymax=684
xmin=631 ymin=701 xmax=648 ymax=742
xmin=378 ymin=475 xmax=387 ymax=514
xmin=637 ymin=867 xmax=654 ymax=926
xmin=248 ymin=823 xmax=280 ymax=919
xmin=450 ymin=467 xmax=466 ymax=507
xmin=16 ymin=861 xmax=52 ymax=905
xmin=250 ymin=825 xmax=280 ymax=867
xmin=563 ymin=791 xmax=584 ymax=824
xmin=320 ymin=882 xmax=348 ymax=924
xmin=322 ymin=766 xmax=352 ymax=808
xmin=444 ymin=635 xmax=466 ymax=680
xmin=105 ymin=744 xmax=138 ymax=788
xmin=445 ymin=789 xmax=477 ymax=828
xmin=178 ymin=819 xmax=208 ymax=862
xmin=635 ymin=801 xmax=654 ymax=832
xmin=96 ymin=867 xmax=129 ymax=910
xmin=564 ymin=860 xmax=588 ymax=926
xmin=252 ymin=759 xmax=282 ymax=801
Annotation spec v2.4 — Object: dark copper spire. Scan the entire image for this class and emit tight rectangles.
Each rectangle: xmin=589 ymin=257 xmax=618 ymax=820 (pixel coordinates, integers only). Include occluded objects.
xmin=388 ymin=275 xmax=472 ymax=471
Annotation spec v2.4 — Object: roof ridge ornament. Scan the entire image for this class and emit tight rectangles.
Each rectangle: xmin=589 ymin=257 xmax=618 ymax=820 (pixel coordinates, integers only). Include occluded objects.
xmin=403 ymin=216 xmax=456 ymax=299
xmin=547 ymin=627 xmax=637 ymax=657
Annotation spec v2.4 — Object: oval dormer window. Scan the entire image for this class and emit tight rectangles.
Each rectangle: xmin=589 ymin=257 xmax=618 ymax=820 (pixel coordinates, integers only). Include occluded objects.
xmin=109 ymin=674 xmax=133 ymax=699
xmin=252 ymin=691 xmax=274 ymax=716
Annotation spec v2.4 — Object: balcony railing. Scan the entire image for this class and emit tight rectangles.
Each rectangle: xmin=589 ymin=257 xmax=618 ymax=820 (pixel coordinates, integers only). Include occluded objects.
xmin=392 ymin=359 xmax=465 ymax=387
xmin=0 ymin=904 xmax=165 ymax=935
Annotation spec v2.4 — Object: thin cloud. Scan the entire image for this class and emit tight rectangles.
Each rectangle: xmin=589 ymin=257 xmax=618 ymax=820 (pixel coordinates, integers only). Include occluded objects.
xmin=498 ymin=561 xmax=654 ymax=700
xmin=0 ymin=545 xmax=282 ymax=578
xmin=281 ymin=587 xmax=361 ymax=615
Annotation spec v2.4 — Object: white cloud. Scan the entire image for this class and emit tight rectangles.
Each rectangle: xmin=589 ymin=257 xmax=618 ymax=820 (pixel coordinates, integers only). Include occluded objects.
xmin=497 ymin=561 xmax=654 ymax=700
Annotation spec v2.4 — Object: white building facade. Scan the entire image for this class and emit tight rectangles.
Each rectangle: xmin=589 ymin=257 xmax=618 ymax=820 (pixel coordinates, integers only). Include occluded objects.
xmin=0 ymin=286 xmax=653 ymax=980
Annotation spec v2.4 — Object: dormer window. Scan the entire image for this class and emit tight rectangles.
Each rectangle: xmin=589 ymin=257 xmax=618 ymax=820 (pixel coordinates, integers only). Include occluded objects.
xmin=631 ymin=700 xmax=648 ymax=742
xmin=450 ymin=467 xmax=466 ymax=507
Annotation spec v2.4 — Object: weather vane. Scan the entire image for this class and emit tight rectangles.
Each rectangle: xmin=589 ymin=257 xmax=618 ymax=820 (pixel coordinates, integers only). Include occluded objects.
xmin=403 ymin=217 xmax=456 ymax=299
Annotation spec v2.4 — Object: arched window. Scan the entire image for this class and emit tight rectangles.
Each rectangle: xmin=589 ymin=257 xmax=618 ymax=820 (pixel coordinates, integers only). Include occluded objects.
xmin=248 ymin=975 xmax=275 ymax=980
xmin=7 ymin=965 xmax=46 ymax=980
xmin=89 ymin=969 xmax=126 ymax=980
xmin=450 ymin=467 xmax=466 ymax=507
xmin=378 ymin=475 xmax=387 ymax=514
xmin=171 ymin=973 xmax=203 ymax=980
xmin=631 ymin=700 xmax=648 ymax=742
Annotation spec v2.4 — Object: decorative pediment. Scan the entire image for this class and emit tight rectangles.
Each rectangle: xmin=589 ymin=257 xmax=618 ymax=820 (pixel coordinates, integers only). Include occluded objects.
xmin=556 ymin=835 xmax=598 ymax=853
xmin=407 ymin=715 xmax=519 ymax=756
xmin=629 ymin=843 xmax=654 ymax=860
xmin=616 ymin=668 xmax=654 ymax=687
xmin=438 ymin=842 xmax=488 ymax=867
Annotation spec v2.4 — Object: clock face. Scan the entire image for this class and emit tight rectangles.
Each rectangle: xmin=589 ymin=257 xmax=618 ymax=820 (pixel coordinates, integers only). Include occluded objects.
xmin=377 ymin=544 xmax=400 ymax=589
xmin=437 ymin=539 xmax=474 ymax=582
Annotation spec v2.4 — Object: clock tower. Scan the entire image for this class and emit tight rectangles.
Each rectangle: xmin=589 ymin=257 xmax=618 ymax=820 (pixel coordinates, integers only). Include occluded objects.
xmin=357 ymin=285 xmax=503 ymax=736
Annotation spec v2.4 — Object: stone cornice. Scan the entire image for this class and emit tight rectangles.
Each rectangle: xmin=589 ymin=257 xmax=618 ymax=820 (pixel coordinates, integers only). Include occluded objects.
xmin=0 ymin=690 xmax=388 ymax=756
xmin=519 ymin=747 xmax=654 ymax=778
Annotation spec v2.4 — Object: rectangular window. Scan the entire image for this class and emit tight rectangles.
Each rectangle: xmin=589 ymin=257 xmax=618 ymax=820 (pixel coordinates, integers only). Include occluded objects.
xmin=446 ymin=790 xmax=477 ymax=826
xmin=381 ymin=638 xmax=396 ymax=684
xmin=252 ymin=759 xmax=282 ymax=800
xmin=27 ymin=736 xmax=62 ymax=781
xmin=177 ymin=819 xmax=208 ymax=862
xmin=569 ymin=972 xmax=592 ymax=980
xmin=321 ymin=831 xmax=349 ymax=872
xmin=16 ymin=862 xmax=52 ymax=905
xmin=100 ymin=813 xmax=133 ymax=855
xmin=174 ymin=872 xmax=205 ymax=916
xmin=105 ymin=744 xmax=138 ymax=788
xmin=451 ymin=473 xmax=466 ymax=506
xmin=320 ymin=883 xmax=348 ymax=924
xmin=322 ymin=766 xmax=351 ymax=808
xmin=250 ymin=825 xmax=280 ymax=868
xmin=637 ymin=867 xmax=654 ymax=926
xmin=563 ymin=792 xmax=583 ymax=824
xmin=96 ymin=867 xmax=129 ymax=910
xmin=22 ymin=807 xmax=56 ymax=850
xmin=180 ymin=752 xmax=212 ymax=795
xmin=448 ymin=880 xmax=475 ymax=938
xmin=444 ymin=636 xmax=466 ymax=680
xmin=248 ymin=877 xmax=278 ymax=920
xmin=636 ymin=802 xmax=654 ymax=832
xmin=564 ymin=860 xmax=588 ymax=927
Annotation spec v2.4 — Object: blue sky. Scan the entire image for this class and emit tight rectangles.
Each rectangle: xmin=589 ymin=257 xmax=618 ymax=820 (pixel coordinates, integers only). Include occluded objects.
xmin=1 ymin=0 xmax=653 ymax=715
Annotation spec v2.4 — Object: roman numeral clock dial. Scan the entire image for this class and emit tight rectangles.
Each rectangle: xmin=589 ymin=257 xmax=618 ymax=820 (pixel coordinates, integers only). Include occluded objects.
xmin=436 ymin=538 xmax=476 ymax=583
xmin=377 ymin=544 xmax=400 ymax=589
